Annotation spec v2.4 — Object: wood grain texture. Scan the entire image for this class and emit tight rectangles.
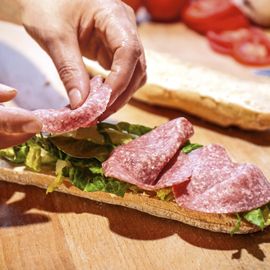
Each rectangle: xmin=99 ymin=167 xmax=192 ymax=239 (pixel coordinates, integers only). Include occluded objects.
xmin=1 ymin=22 xmax=270 ymax=270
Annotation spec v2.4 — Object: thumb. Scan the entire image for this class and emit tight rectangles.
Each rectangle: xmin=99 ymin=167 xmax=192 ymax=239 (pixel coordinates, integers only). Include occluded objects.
xmin=46 ymin=34 xmax=90 ymax=109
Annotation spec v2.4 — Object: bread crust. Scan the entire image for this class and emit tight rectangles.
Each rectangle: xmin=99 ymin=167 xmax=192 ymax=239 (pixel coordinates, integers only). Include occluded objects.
xmin=84 ymin=51 xmax=270 ymax=131
xmin=0 ymin=160 xmax=258 ymax=234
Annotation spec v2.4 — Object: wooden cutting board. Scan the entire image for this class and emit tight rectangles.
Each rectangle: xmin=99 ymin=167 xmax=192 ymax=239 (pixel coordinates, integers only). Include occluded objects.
xmin=1 ymin=22 xmax=270 ymax=270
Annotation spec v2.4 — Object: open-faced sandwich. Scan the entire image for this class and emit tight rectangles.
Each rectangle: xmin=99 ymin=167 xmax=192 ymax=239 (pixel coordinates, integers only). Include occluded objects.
xmin=1 ymin=76 xmax=270 ymax=234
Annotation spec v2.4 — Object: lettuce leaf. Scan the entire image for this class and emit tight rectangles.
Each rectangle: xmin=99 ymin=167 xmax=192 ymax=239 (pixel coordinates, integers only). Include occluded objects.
xmin=84 ymin=176 xmax=130 ymax=197
xmin=49 ymin=136 xmax=112 ymax=162
xmin=116 ymin=122 xmax=152 ymax=136
xmin=97 ymin=122 xmax=151 ymax=145
xmin=0 ymin=144 xmax=29 ymax=163
xmin=25 ymin=142 xmax=42 ymax=171
xmin=58 ymin=126 xmax=105 ymax=144
xmin=40 ymin=148 xmax=57 ymax=165
xmin=47 ymin=160 xmax=70 ymax=193
xmin=65 ymin=166 xmax=129 ymax=197
xmin=263 ymin=206 xmax=270 ymax=227
xmin=243 ymin=205 xmax=270 ymax=230
xmin=156 ymin=188 xmax=174 ymax=201
xmin=229 ymin=204 xmax=270 ymax=234
xmin=181 ymin=141 xmax=203 ymax=154
xmin=230 ymin=214 xmax=242 ymax=235
xmin=100 ymin=128 xmax=133 ymax=145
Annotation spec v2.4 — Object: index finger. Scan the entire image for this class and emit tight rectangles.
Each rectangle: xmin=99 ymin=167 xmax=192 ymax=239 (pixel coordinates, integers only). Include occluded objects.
xmin=105 ymin=41 xmax=141 ymax=106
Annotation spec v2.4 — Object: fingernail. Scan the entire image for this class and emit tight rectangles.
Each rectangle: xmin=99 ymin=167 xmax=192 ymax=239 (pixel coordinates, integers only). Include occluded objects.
xmin=22 ymin=121 xmax=42 ymax=133
xmin=69 ymin=88 xmax=82 ymax=109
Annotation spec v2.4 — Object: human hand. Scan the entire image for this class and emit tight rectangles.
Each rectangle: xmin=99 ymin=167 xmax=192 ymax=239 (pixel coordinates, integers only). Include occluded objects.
xmin=20 ymin=0 xmax=146 ymax=116
xmin=0 ymin=84 xmax=42 ymax=149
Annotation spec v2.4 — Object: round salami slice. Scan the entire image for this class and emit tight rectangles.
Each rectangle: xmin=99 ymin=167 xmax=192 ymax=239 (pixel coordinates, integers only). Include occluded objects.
xmin=175 ymin=144 xmax=236 ymax=204
xmin=155 ymin=152 xmax=192 ymax=189
xmin=173 ymin=144 xmax=270 ymax=213
xmin=184 ymin=164 xmax=270 ymax=213
xmin=102 ymin=118 xmax=194 ymax=190
xmin=34 ymin=76 xmax=111 ymax=133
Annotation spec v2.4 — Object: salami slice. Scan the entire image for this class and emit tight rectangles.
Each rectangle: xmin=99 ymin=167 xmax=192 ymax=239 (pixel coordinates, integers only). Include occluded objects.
xmin=173 ymin=144 xmax=270 ymax=213
xmin=102 ymin=118 xmax=194 ymax=190
xmin=155 ymin=152 xmax=192 ymax=189
xmin=34 ymin=76 xmax=111 ymax=133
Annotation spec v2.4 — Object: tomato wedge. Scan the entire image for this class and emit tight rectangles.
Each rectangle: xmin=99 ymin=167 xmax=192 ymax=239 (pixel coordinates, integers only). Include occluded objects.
xmin=182 ymin=0 xmax=250 ymax=34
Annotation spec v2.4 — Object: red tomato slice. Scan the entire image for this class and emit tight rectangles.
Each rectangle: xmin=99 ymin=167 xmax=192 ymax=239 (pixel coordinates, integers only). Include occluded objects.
xmin=187 ymin=14 xmax=250 ymax=34
xmin=183 ymin=0 xmax=237 ymax=23
xmin=207 ymin=27 xmax=270 ymax=66
xmin=207 ymin=29 xmax=251 ymax=48
xmin=207 ymin=28 xmax=252 ymax=53
xmin=233 ymin=38 xmax=270 ymax=66
xmin=208 ymin=39 xmax=232 ymax=55
xmin=182 ymin=0 xmax=250 ymax=34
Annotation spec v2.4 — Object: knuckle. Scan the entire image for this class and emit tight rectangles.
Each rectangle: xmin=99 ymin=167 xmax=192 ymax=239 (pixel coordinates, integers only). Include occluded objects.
xmin=42 ymin=27 xmax=69 ymax=49
xmin=58 ymin=63 xmax=80 ymax=83
xmin=125 ymin=42 xmax=142 ymax=59
xmin=0 ymin=120 xmax=12 ymax=133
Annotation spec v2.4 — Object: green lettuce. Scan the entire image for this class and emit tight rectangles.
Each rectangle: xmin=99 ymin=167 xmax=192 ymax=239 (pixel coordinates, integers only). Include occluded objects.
xmin=243 ymin=205 xmax=270 ymax=230
xmin=59 ymin=126 xmax=105 ymax=144
xmin=181 ymin=141 xmax=203 ymax=154
xmin=230 ymin=204 xmax=270 ymax=234
xmin=25 ymin=142 xmax=42 ymax=171
xmin=64 ymin=166 xmax=129 ymax=197
xmin=156 ymin=188 xmax=174 ymax=201
xmin=230 ymin=214 xmax=242 ymax=235
xmin=49 ymin=136 xmax=112 ymax=162
xmin=97 ymin=122 xmax=152 ymax=145
xmin=47 ymin=160 xmax=70 ymax=193
xmin=116 ymin=122 xmax=152 ymax=136
xmin=0 ymin=144 xmax=29 ymax=163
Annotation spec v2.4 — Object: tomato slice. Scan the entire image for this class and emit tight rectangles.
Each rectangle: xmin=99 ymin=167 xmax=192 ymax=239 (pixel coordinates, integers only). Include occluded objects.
xmin=187 ymin=14 xmax=250 ymax=34
xmin=183 ymin=0 xmax=237 ymax=23
xmin=182 ymin=0 xmax=250 ymax=34
xmin=207 ymin=27 xmax=270 ymax=66
xmin=207 ymin=28 xmax=252 ymax=56
xmin=207 ymin=29 xmax=252 ymax=49
xmin=208 ymin=39 xmax=232 ymax=55
xmin=233 ymin=38 xmax=270 ymax=66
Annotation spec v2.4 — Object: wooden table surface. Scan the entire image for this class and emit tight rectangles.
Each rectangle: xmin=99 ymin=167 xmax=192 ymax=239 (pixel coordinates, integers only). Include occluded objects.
xmin=1 ymin=22 xmax=270 ymax=270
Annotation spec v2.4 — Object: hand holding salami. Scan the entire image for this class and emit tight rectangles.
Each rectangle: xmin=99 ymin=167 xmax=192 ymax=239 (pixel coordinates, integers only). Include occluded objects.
xmin=0 ymin=0 xmax=146 ymax=146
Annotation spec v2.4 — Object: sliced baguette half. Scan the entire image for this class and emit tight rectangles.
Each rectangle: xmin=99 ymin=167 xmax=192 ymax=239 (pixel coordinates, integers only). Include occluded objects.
xmin=84 ymin=50 xmax=270 ymax=131
xmin=0 ymin=159 xmax=259 ymax=234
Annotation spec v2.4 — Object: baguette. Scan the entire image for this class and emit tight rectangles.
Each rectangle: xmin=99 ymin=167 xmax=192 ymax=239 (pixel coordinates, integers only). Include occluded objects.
xmin=0 ymin=159 xmax=258 ymax=234
xmin=84 ymin=50 xmax=270 ymax=131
